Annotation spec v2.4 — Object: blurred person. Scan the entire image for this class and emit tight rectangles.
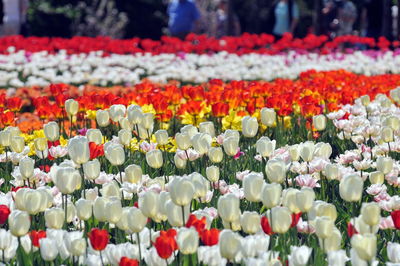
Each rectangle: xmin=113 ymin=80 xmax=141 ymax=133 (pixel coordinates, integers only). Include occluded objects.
xmin=168 ymin=0 xmax=201 ymax=39
xmin=271 ymin=0 xmax=300 ymax=39
xmin=214 ymin=0 xmax=241 ymax=38
xmin=321 ymin=0 xmax=340 ymax=38
xmin=2 ymin=0 xmax=29 ymax=36
xmin=336 ymin=0 xmax=357 ymax=36
xmin=361 ymin=0 xmax=383 ymax=38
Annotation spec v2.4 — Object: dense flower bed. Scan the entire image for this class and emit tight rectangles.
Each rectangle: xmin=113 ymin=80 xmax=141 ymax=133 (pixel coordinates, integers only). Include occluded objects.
xmin=1 ymin=67 xmax=400 ymax=265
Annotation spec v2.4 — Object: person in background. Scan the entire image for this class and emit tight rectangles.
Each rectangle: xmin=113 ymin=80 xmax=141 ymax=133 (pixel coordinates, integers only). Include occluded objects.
xmin=168 ymin=0 xmax=201 ymax=39
xmin=361 ymin=0 xmax=383 ymax=38
xmin=336 ymin=0 xmax=357 ymax=36
xmin=321 ymin=0 xmax=340 ymax=38
xmin=214 ymin=0 xmax=241 ymax=38
xmin=272 ymin=0 xmax=300 ymax=39
xmin=2 ymin=0 xmax=29 ymax=36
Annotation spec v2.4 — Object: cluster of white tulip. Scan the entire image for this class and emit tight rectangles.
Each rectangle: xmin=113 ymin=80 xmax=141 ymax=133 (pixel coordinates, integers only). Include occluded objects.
xmin=1 ymin=50 xmax=400 ymax=87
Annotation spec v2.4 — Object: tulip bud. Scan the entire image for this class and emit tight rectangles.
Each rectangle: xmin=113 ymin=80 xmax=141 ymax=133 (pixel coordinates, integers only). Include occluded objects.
xmin=208 ymin=147 xmax=223 ymax=163
xmin=218 ymin=194 xmax=241 ymax=223
xmin=206 ymin=166 xmax=219 ymax=183
xmin=325 ymin=163 xmax=340 ymax=180
xmin=256 ymin=137 xmax=276 ymax=158
xmin=96 ymin=110 xmax=110 ymax=127
xmin=54 ymin=167 xmax=81 ymax=194
xmin=75 ymin=198 xmax=93 ymax=221
xmin=65 ymin=99 xmax=79 ymax=116
xmin=118 ymin=129 xmax=132 ymax=146
xmin=265 ymin=158 xmax=286 ymax=184
xmin=296 ymin=187 xmax=315 ymax=213
xmin=243 ymin=173 xmax=264 ymax=202
xmin=199 ymin=121 xmax=216 ymax=137
xmin=146 ymin=149 xmax=163 ymax=169
xmin=40 ymin=238 xmax=58 ymax=261
xmin=240 ymin=211 xmax=261 ymax=234
xmin=174 ymin=153 xmax=187 ymax=169
xmin=105 ymin=143 xmax=125 ymax=166
xmin=155 ymin=130 xmax=169 ymax=145
xmin=19 ymin=157 xmax=34 ymax=179
xmin=86 ymin=129 xmax=103 ymax=145
xmin=313 ymin=115 xmax=327 ymax=131
xmin=339 ymin=174 xmax=363 ymax=202
xmin=10 ymin=136 xmax=24 ymax=153
xmin=289 ymin=144 xmax=300 ymax=161
xmin=139 ymin=191 xmax=159 ymax=218
xmin=0 ymin=131 xmax=11 ymax=147
xmin=177 ymin=228 xmax=199 ymax=254
xmin=260 ymin=108 xmax=276 ymax=127
xmin=34 ymin=137 xmax=48 ymax=152
xmin=381 ymin=126 xmax=394 ymax=143
xmin=376 ymin=156 xmax=393 ymax=174
xmin=176 ymin=133 xmax=191 ymax=150
xmin=271 ymin=206 xmax=292 ymax=234
xmin=83 ymin=159 xmax=100 ymax=180
xmin=219 ymin=230 xmax=242 ymax=260
xmin=242 ymin=116 xmax=258 ymax=138
xmin=44 ymin=208 xmax=64 ymax=229
xmin=169 ymin=177 xmax=195 ymax=206
xmin=127 ymin=105 xmax=143 ymax=124
xmin=127 ymin=207 xmax=147 ymax=233
xmin=261 ymin=183 xmax=282 ymax=208
xmin=369 ymin=171 xmax=384 ymax=184
xmin=109 ymin=104 xmax=126 ymax=123
xmin=351 ymin=234 xmax=377 ymax=262
xmin=361 ymin=202 xmax=380 ymax=227
xmin=315 ymin=216 xmax=334 ymax=239
xmin=68 ymin=136 xmax=90 ymax=165
xmin=44 ymin=122 xmax=60 ymax=142
xmin=124 ymin=164 xmax=142 ymax=184
xmin=223 ymin=137 xmax=239 ymax=156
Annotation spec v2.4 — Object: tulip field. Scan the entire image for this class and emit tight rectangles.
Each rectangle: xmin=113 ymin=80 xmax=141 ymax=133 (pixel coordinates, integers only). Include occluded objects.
xmin=2 ymin=34 xmax=400 ymax=266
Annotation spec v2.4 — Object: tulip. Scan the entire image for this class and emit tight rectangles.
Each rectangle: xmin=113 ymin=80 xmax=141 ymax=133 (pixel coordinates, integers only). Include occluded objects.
xmin=240 ymin=211 xmax=261 ymax=234
xmin=109 ymin=104 xmax=126 ymax=122
xmin=256 ymin=137 xmax=276 ymax=158
xmin=376 ymin=156 xmax=393 ymax=174
xmin=177 ymin=228 xmax=199 ymax=254
xmin=282 ymin=188 xmax=301 ymax=214
xmin=176 ymin=133 xmax=191 ymax=150
xmin=105 ymin=197 xmax=122 ymax=224
xmin=260 ymin=108 xmax=276 ymax=127
xmin=153 ymin=229 xmax=177 ymax=259
xmin=369 ymin=171 xmax=384 ymax=184
xmin=65 ymin=233 xmax=86 ymax=257
xmin=116 ymin=208 xmax=130 ymax=231
xmin=315 ymin=216 xmax=334 ymax=239
xmin=289 ymin=144 xmax=300 ymax=161
xmin=289 ymin=245 xmax=312 ymax=266
xmin=296 ymin=187 xmax=315 ymax=213
xmin=141 ymin=113 xmax=154 ymax=129
xmin=124 ymin=164 xmax=142 ymax=184
xmin=381 ymin=126 xmax=394 ymax=143
xmin=242 ymin=116 xmax=258 ymax=138
xmin=86 ymin=129 xmax=103 ymax=145
xmin=315 ymin=202 xmax=338 ymax=222
xmin=127 ymin=208 xmax=147 ymax=233
xmin=354 ymin=215 xmax=379 ymax=235
xmin=169 ymin=177 xmax=195 ymax=206
xmin=10 ymin=136 xmax=24 ymax=153
xmin=339 ymin=174 xmax=363 ymax=202
xmin=155 ymin=130 xmax=169 ymax=145
xmin=68 ymin=136 xmax=90 ymax=165
xmin=96 ymin=110 xmax=110 ymax=127
xmin=65 ymin=99 xmax=79 ymax=116
xmin=351 ymin=234 xmax=376 ymax=262
xmin=83 ymin=159 xmax=100 ymax=180
xmin=360 ymin=95 xmax=370 ymax=106
xmin=223 ymin=136 xmax=239 ymax=156
xmin=300 ymin=142 xmax=315 ymax=162
xmin=44 ymin=121 xmax=60 ymax=142
xmin=53 ymin=167 xmax=81 ymax=194
xmin=40 ymin=238 xmax=58 ymax=261
xmin=199 ymin=121 xmax=215 ymax=137
xmin=243 ymin=173 xmax=264 ymax=202
xmin=88 ymin=228 xmax=109 ymax=251
xmin=100 ymin=181 xmax=121 ymax=198
xmin=139 ymin=191 xmax=159 ymax=218
xmin=325 ymin=164 xmax=340 ymax=180
xmin=327 ymin=250 xmax=349 ymax=266
xmin=34 ymin=137 xmax=48 ymax=152
xmin=174 ymin=153 xmax=187 ymax=169
xmin=206 ymin=166 xmax=219 ymax=183
xmin=165 ymin=200 xmax=190 ymax=226
xmin=75 ymin=198 xmax=93 ymax=221
xmin=270 ymin=206 xmax=291 ymax=234
xmin=118 ymin=129 xmax=132 ymax=146
xmin=200 ymin=228 xmax=220 ymax=246
xmin=265 ymin=158 xmax=286 ymax=184
xmin=181 ymin=125 xmax=198 ymax=138
xmin=383 ymin=116 xmax=400 ymax=131
xmin=0 ymin=205 xmax=10 ymax=224
xmin=119 ymin=117 xmax=132 ymax=131
xmin=127 ymin=105 xmax=143 ymax=124
xmin=360 ymin=202 xmax=380 ymax=227
xmin=189 ymin=172 xmax=209 ymax=199
xmin=0 ymin=131 xmax=11 ymax=147
xmin=218 ymin=194 xmax=241 ymax=223
xmin=19 ymin=157 xmax=34 ymax=179
xmin=208 ymin=147 xmax=223 ymax=163
xmin=261 ymin=183 xmax=282 ymax=208
xmin=219 ymin=230 xmax=242 ymax=261
xmin=387 ymin=242 xmax=400 ymax=263
xmin=8 ymin=210 xmax=30 ymax=237
xmin=145 ymin=149 xmax=163 ymax=169
xmin=44 ymin=208 xmax=64 ymax=229
xmin=191 ymin=133 xmax=212 ymax=155
xmin=105 ymin=143 xmax=125 ymax=166
xmin=313 ymin=115 xmax=327 ymax=131
xmin=314 ymin=143 xmax=332 ymax=159
xmin=93 ymin=197 xmax=109 ymax=222
xmin=323 ymin=227 xmax=342 ymax=252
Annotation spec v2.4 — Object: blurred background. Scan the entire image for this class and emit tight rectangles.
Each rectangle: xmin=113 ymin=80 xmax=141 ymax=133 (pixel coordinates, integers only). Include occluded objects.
xmin=1 ymin=0 xmax=399 ymax=40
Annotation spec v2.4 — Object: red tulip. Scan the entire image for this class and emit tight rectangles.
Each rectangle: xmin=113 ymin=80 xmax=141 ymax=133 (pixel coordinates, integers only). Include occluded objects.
xmin=347 ymin=221 xmax=358 ymax=238
xmin=119 ymin=257 xmax=139 ymax=266
xmin=200 ymin=228 xmax=219 ymax=246
xmin=153 ymin=229 xmax=178 ymax=259
xmin=391 ymin=210 xmax=400 ymax=230
xmin=185 ymin=214 xmax=207 ymax=233
xmin=291 ymin=212 xmax=302 ymax=228
xmin=30 ymin=230 xmax=47 ymax=247
xmin=261 ymin=216 xmax=273 ymax=235
xmin=0 ymin=205 xmax=10 ymax=224
xmin=88 ymin=228 xmax=109 ymax=251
